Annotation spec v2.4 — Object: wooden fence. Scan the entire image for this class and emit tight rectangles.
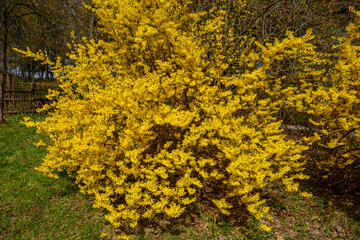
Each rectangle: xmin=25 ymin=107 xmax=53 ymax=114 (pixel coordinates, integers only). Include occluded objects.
xmin=2 ymin=74 xmax=60 ymax=115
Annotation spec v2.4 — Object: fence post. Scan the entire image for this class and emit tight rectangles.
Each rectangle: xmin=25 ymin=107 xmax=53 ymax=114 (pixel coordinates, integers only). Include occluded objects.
xmin=5 ymin=73 xmax=14 ymax=113
xmin=11 ymin=74 xmax=14 ymax=112
xmin=31 ymin=81 xmax=35 ymax=112
xmin=0 ymin=73 xmax=5 ymax=123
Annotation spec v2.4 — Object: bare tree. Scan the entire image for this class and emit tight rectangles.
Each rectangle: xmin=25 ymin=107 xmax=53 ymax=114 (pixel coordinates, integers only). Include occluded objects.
xmin=0 ymin=0 xmax=93 ymax=123
xmin=0 ymin=0 xmax=50 ymax=123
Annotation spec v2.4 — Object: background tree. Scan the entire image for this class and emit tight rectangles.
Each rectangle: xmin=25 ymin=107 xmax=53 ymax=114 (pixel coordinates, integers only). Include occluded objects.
xmin=0 ymin=0 xmax=94 ymax=123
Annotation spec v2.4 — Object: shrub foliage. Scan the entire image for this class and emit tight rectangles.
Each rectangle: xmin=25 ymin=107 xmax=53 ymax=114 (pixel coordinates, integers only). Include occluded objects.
xmin=17 ymin=0 xmax=360 ymax=236
xmin=294 ymin=7 xmax=360 ymax=191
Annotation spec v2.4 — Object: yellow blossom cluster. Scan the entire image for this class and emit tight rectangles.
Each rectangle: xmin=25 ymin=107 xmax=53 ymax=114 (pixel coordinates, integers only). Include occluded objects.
xmin=260 ymin=6 xmax=360 ymax=189
xmin=20 ymin=0 xmax=360 ymax=236
xmin=301 ymin=8 xmax=360 ymax=186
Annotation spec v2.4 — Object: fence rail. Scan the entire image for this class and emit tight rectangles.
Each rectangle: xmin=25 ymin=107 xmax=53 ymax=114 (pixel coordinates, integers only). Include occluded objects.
xmin=2 ymin=74 xmax=60 ymax=115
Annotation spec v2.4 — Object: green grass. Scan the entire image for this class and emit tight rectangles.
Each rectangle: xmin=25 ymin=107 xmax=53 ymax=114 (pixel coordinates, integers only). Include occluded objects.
xmin=0 ymin=114 xmax=359 ymax=240
xmin=0 ymin=114 xmax=112 ymax=240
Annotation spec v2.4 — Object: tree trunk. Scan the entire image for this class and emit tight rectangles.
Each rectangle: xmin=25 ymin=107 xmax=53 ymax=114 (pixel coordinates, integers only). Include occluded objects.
xmin=20 ymin=60 xmax=24 ymax=81
xmin=45 ymin=63 xmax=49 ymax=81
xmin=0 ymin=13 xmax=8 ymax=124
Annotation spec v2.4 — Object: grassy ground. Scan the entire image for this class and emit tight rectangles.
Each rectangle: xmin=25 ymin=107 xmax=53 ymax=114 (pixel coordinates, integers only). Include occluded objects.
xmin=0 ymin=114 xmax=359 ymax=240
xmin=0 ymin=114 xmax=110 ymax=240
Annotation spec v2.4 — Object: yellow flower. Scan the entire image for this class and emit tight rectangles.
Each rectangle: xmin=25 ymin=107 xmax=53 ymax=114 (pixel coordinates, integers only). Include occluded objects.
xmin=100 ymin=232 xmax=109 ymax=238
xmin=261 ymin=224 xmax=272 ymax=232
xmin=33 ymin=140 xmax=47 ymax=147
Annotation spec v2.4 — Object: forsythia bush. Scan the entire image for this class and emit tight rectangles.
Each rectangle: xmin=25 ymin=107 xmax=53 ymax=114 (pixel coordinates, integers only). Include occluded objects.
xmin=16 ymin=0 xmax=329 ymax=236
xmin=290 ymin=6 xmax=360 ymax=191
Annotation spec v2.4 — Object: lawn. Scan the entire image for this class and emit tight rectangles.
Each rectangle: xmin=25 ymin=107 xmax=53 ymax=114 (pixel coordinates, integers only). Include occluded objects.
xmin=0 ymin=114 xmax=111 ymax=240
xmin=0 ymin=114 xmax=359 ymax=239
